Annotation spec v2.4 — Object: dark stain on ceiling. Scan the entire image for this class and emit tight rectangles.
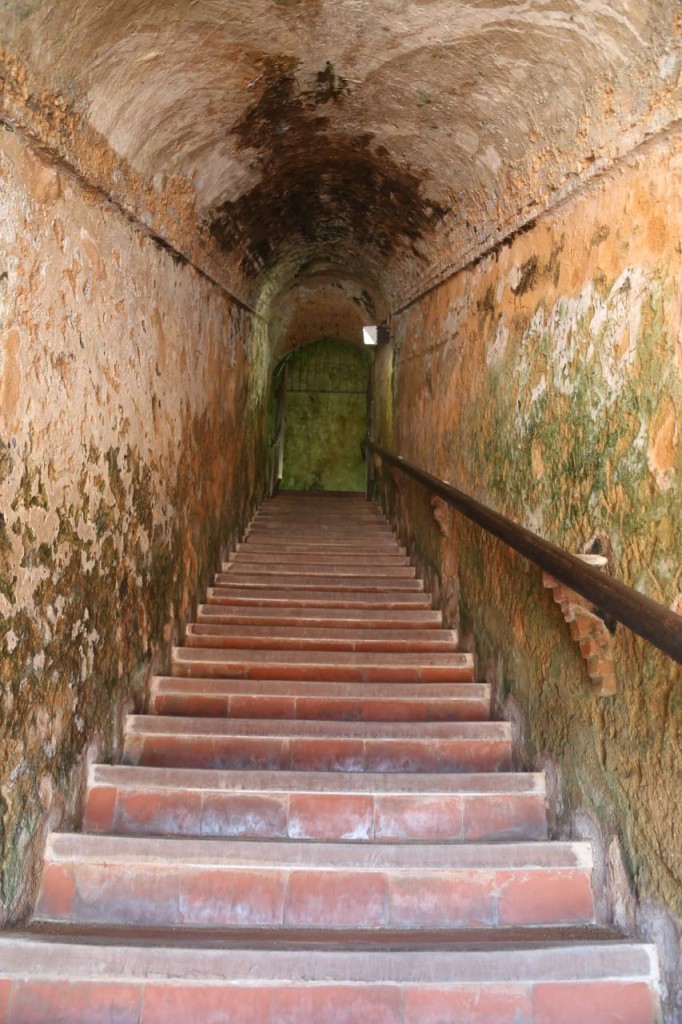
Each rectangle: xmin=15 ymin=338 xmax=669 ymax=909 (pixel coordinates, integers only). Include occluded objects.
xmin=208 ymin=53 xmax=447 ymax=277
xmin=1 ymin=0 xmax=679 ymax=308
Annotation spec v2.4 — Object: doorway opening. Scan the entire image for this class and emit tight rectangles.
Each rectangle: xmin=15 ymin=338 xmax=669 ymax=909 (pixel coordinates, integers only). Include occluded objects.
xmin=270 ymin=338 xmax=372 ymax=492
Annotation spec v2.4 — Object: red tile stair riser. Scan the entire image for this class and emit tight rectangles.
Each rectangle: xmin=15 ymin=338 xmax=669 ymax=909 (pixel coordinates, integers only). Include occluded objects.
xmin=147 ymin=676 xmax=491 ymax=720
xmin=183 ymin=631 xmax=458 ymax=653
xmin=122 ymin=729 xmax=513 ymax=773
xmin=35 ymin=859 xmax=594 ymax=930
xmin=0 ymin=979 xmax=10 ymax=1022
xmin=82 ymin=784 xmax=118 ymax=831
xmin=205 ymin=590 xmax=432 ymax=609
xmin=196 ymin=607 xmax=443 ymax=627
xmin=240 ymin=554 xmax=409 ymax=564
xmin=401 ymin=985 xmax=534 ymax=1024
xmin=211 ymin=574 xmax=424 ymax=590
xmin=532 ymin=981 xmax=658 ymax=1024
xmin=84 ymin=769 xmax=547 ymax=842
xmin=169 ymin=659 xmax=475 ymax=686
xmin=0 ymin=979 xmax=660 ymax=1024
xmin=222 ymin=563 xmax=417 ymax=577
xmin=3 ymin=980 xmax=143 ymax=1024
xmin=149 ymin=693 xmax=490 ymax=721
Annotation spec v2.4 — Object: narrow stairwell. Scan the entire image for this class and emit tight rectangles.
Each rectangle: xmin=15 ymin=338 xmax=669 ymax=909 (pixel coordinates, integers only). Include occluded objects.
xmin=0 ymin=493 xmax=661 ymax=1022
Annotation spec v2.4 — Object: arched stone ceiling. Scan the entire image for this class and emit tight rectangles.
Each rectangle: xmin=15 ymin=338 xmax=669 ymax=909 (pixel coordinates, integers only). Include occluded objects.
xmin=1 ymin=0 xmax=680 ymax=312
xmin=269 ymin=273 xmax=384 ymax=359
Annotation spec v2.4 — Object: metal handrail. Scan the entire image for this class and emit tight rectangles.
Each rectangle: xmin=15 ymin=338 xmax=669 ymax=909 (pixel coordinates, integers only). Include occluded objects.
xmin=367 ymin=440 xmax=682 ymax=665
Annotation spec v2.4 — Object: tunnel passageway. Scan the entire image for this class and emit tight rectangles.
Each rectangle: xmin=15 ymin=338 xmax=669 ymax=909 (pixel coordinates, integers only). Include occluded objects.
xmin=0 ymin=0 xmax=681 ymax=1018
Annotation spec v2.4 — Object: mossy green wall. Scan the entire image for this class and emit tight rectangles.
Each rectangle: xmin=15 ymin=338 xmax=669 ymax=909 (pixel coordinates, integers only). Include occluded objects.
xmin=281 ymin=339 xmax=370 ymax=492
xmin=374 ymin=130 xmax=682 ymax=922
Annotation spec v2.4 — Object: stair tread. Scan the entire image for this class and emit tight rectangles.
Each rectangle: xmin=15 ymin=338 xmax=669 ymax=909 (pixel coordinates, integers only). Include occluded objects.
xmin=240 ymin=542 xmax=407 ymax=553
xmin=244 ymin=535 xmax=398 ymax=545
xmin=228 ymin=557 xmax=409 ymax=565
xmin=89 ymin=764 xmax=544 ymax=795
xmin=207 ymin=586 xmax=432 ymax=606
xmin=0 ymin=933 xmax=656 ymax=983
xmin=186 ymin=624 xmax=456 ymax=642
xmin=224 ymin=564 xmax=416 ymax=577
xmin=197 ymin=605 xmax=441 ymax=625
xmin=213 ymin=574 xmax=424 ymax=590
xmin=172 ymin=648 xmax=472 ymax=667
xmin=148 ymin=678 xmax=491 ymax=723
xmin=125 ymin=716 xmax=507 ymax=738
xmin=45 ymin=833 xmax=592 ymax=869
xmin=151 ymin=676 xmax=487 ymax=697
xmin=184 ymin=625 xmax=459 ymax=653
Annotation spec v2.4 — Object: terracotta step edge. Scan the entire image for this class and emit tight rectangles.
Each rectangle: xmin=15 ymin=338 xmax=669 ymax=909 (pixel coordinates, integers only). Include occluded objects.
xmin=0 ymin=934 xmax=659 ymax=985
xmin=43 ymin=833 xmax=594 ymax=871
xmin=88 ymin=763 xmax=546 ymax=795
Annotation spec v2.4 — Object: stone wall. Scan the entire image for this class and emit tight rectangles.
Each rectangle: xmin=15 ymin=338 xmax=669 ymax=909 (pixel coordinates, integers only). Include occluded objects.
xmin=0 ymin=128 xmax=268 ymax=921
xmin=374 ymin=127 xmax=682 ymax=1000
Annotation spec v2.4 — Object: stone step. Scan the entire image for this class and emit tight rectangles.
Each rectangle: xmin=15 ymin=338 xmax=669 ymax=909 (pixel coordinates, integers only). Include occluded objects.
xmin=213 ymin=572 xmax=423 ymax=591
xmin=229 ymin=551 xmax=412 ymax=566
xmin=242 ymin=540 xmax=399 ymax=552
xmin=206 ymin=587 xmax=432 ymax=609
xmin=255 ymin=506 xmax=383 ymax=514
xmin=122 ymin=717 xmax=512 ymax=773
xmin=224 ymin=561 xmax=417 ymax=578
xmin=249 ymin=526 xmax=392 ymax=532
xmin=35 ymin=834 xmax=595 ymax=931
xmin=183 ymin=623 xmax=459 ymax=654
xmin=0 ymin=935 xmax=660 ymax=1024
xmin=84 ymin=764 xmax=547 ymax=842
xmin=256 ymin=499 xmax=380 ymax=509
xmin=240 ymin=539 xmax=407 ymax=554
xmin=170 ymin=647 xmax=474 ymax=683
xmin=250 ymin=516 xmax=387 ymax=524
xmin=148 ymin=676 xmax=489 ymax=721
xmin=0 ymin=934 xmax=661 ymax=1023
xmin=196 ymin=604 xmax=443 ymax=628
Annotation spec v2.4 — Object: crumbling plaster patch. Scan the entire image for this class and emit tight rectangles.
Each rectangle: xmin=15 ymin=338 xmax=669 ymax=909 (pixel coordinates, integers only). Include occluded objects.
xmin=374 ymin=128 xmax=682 ymax=941
xmin=0 ymin=128 xmax=267 ymax=921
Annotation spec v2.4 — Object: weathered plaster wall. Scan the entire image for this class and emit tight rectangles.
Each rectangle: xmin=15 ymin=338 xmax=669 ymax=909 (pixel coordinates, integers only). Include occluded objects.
xmin=375 ymin=126 xmax=682 ymax=974
xmin=0 ymin=128 xmax=268 ymax=921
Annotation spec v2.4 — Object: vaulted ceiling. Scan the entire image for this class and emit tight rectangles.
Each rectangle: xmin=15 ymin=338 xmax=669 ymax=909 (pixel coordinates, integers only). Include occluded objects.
xmin=1 ymin=0 xmax=680 ymax=320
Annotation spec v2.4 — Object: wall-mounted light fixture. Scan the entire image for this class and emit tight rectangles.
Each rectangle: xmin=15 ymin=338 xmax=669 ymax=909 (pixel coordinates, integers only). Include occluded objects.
xmin=363 ymin=324 xmax=390 ymax=346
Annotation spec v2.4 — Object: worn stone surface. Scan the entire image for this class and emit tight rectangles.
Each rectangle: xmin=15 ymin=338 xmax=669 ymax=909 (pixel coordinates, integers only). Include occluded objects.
xmin=0 ymin=1 xmax=679 ymax=311
xmin=0 ymin=128 xmax=267 ymax=921
xmin=374 ymin=128 xmax=682 ymax=926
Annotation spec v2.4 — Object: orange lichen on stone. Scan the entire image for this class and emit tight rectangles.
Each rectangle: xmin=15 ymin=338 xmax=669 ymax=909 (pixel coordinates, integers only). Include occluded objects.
xmin=647 ymin=397 xmax=678 ymax=492
xmin=1 ymin=327 xmax=21 ymax=431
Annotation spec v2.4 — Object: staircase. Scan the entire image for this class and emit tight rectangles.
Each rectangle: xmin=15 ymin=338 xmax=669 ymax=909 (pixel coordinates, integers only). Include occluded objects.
xmin=0 ymin=493 xmax=661 ymax=1022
